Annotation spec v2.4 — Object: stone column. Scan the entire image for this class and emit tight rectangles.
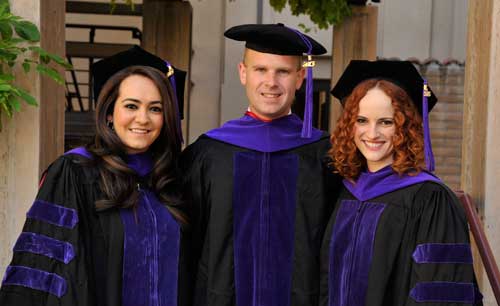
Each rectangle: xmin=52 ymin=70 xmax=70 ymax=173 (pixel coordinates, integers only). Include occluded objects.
xmin=188 ymin=0 xmax=225 ymax=143
xmin=142 ymin=0 xmax=192 ymax=142
xmin=39 ymin=0 xmax=66 ymax=171
xmin=0 ymin=0 xmax=65 ymax=276
xmin=329 ymin=5 xmax=378 ymax=131
xmin=462 ymin=0 xmax=500 ymax=304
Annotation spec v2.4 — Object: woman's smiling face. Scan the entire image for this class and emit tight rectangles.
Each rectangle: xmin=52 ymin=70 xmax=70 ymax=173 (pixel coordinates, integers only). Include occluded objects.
xmin=108 ymin=74 xmax=164 ymax=154
xmin=354 ymin=87 xmax=396 ymax=172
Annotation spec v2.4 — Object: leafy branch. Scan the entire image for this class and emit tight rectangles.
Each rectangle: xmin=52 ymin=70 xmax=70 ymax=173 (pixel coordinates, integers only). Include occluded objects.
xmin=110 ymin=0 xmax=351 ymax=29
xmin=0 ymin=0 xmax=71 ymax=131
xmin=269 ymin=0 xmax=352 ymax=29
xmin=109 ymin=0 xmax=136 ymax=14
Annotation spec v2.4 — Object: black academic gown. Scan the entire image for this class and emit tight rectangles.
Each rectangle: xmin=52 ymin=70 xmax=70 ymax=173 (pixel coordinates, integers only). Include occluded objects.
xmin=181 ymin=114 xmax=340 ymax=306
xmin=0 ymin=150 xmax=190 ymax=306
xmin=319 ymin=166 xmax=481 ymax=306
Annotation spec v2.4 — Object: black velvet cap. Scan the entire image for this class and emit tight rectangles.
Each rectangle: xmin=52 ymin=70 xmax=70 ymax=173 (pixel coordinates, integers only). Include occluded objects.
xmin=331 ymin=60 xmax=437 ymax=114
xmin=224 ymin=23 xmax=327 ymax=56
xmin=90 ymin=45 xmax=186 ymax=118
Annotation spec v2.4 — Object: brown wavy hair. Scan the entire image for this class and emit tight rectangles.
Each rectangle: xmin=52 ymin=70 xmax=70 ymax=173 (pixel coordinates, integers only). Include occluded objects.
xmin=84 ymin=65 xmax=186 ymax=224
xmin=329 ymin=79 xmax=425 ymax=180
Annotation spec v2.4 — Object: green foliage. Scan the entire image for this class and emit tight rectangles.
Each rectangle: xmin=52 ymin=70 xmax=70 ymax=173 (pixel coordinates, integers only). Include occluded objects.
xmin=109 ymin=0 xmax=135 ymax=14
xmin=0 ymin=0 xmax=71 ymax=130
xmin=269 ymin=0 xmax=352 ymax=29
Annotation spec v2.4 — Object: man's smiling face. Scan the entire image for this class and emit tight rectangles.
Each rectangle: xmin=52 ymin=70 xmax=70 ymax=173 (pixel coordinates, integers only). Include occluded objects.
xmin=238 ymin=48 xmax=305 ymax=120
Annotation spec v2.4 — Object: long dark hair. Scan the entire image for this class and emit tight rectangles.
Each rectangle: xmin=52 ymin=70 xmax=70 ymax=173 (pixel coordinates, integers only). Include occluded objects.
xmin=86 ymin=65 xmax=186 ymax=223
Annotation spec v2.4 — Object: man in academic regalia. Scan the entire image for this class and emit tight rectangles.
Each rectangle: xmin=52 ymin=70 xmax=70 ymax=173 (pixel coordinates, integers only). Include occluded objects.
xmin=181 ymin=24 xmax=340 ymax=306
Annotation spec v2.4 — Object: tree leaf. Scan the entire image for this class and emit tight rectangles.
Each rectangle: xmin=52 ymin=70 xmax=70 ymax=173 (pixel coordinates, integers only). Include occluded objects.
xmin=0 ymin=83 xmax=13 ymax=92
xmin=0 ymin=74 xmax=14 ymax=81
xmin=9 ymin=37 xmax=27 ymax=44
xmin=0 ymin=97 xmax=12 ymax=117
xmin=16 ymin=87 xmax=37 ymax=106
xmin=13 ymin=20 xmax=40 ymax=42
xmin=36 ymin=64 xmax=64 ymax=84
xmin=0 ymin=21 xmax=12 ymax=39
xmin=40 ymin=54 xmax=50 ymax=64
xmin=268 ymin=0 xmax=350 ymax=28
xmin=0 ymin=0 xmax=10 ymax=15
xmin=0 ymin=1 xmax=68 ymax=129
xmin=22 ymin=61 xmax=30 ymax=73
xmin=126 ymin=0 xmax=135 ymax=11
xmin=9 ymin=95 xmax=20 ymax=111
xmin=46 ymin=53 xmax=72 ymax=69
xmin=269 ymin=0 xmax=286 ymax=11
xmin=28 ymin=45 xmax=47 ymax=58
xmin=110 ymin=0 xmax=116 ymax=14
xmin=0 ymin=48 xmax=17 ymax=61
xmin=0 ymin=83 xmax=12 ymax=91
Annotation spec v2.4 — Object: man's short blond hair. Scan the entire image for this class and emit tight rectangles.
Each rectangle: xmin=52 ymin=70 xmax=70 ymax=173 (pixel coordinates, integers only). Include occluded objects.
xmin=242 ymin=48 xmax=303 ymax=71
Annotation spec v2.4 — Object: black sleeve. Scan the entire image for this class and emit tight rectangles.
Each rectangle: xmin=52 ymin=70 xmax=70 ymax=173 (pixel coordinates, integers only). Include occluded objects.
xmin=180 ymin=143 xmax=210 ymax=258
xmin=405 ymin=183 xmax=482 ymax=306
xmin=0 ymin=156 xmax=93 ymax=306
xmin=179 ymin=142 xmax=210 ymax=304
xmin=322 ymin=156 xmax=343 ymax=214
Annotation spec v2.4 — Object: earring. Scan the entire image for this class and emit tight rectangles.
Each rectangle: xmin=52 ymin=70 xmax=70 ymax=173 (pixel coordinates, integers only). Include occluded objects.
xmin=107 ymin=120 xmax=114 ymax=130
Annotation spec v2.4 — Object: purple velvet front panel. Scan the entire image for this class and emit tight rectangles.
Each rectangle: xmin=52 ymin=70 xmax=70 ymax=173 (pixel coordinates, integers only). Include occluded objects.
xmin=233 ymin=151 xmax=299 ymax=306
xmin=151 ymin=190 xmax=180 ymax=306
xmin=2 ymin=265 xmax=67 ymax=297
xmin=26 ymin=200 xmax=78 ymax=229
xmin=328 ymin=200 xmax=385 ymax=306
xmin=119 ymin=190 xmax=180 ymax=306
xmin=13 ymin=232 xmax=75 ymax=264
xmin=409 ymin=282 xmax=475 ymax=303
xmin=412 ymin=243 xmax=473 ymax=264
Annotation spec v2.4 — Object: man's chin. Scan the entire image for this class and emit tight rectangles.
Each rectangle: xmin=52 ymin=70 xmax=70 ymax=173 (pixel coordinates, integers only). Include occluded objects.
xmin=250 ymin=105 xmax=290 ymax=120
xmin=261 ymin=111 xmax=288 ymax=120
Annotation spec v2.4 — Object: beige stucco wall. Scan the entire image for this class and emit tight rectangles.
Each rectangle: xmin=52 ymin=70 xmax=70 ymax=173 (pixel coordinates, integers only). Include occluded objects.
xmin=482 ymin=1 xmax=500 ymax=303
xmin=0 ymin=0 xmax=42 ymax=276
xmin=187 ymin=0 xmax=225 ymax=143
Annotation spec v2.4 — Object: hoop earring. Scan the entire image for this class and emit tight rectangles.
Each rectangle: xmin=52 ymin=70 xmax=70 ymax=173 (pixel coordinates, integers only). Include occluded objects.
xmin=107 ymin=120 xmax=114 ymax=130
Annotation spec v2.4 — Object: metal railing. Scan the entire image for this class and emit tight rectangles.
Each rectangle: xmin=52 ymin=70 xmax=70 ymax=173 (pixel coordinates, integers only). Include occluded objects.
xmin=64 ymin=23 xmax=141 ymax=150
xmin=65 ymin=24 xmax=141 ymax=111
xmin=455 ymin=191 xmax=500 ymax=304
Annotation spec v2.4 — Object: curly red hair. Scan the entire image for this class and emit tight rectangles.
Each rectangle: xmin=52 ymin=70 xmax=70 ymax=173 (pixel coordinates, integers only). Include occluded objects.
xmin=329 ymin=79 xmax=425 ymax=180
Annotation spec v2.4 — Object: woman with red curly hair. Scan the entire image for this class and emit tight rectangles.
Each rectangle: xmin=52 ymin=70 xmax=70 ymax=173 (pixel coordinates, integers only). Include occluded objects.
xmin=319 ymin=60 xmax=481 ymax=306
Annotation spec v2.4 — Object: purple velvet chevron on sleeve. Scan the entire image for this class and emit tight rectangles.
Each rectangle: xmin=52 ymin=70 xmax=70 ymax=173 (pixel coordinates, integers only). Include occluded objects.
xmin=26 ymin=200 xmax=78 ymax=229
xmin=13 ymin=232 xmax=75 ymax=264
xmin=409 ymin=282 xmax=476 ymax=303
xmin=412 ymin=243 xmax=473 ymax=264
xmin=2 ymin=265 xmax=67 ymax=298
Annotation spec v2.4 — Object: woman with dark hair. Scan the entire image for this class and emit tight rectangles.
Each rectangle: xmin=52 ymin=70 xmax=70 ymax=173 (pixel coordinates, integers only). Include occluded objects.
xmin=320 ymin=60 xmax=481 ymax=306
xmin=0 ymin=46 xmax=190 ymax=306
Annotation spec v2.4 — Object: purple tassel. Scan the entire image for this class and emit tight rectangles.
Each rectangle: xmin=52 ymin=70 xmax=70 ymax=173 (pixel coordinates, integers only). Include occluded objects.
xmin=164 ymin=60 xmax=184 ymax=143
xmin=302 ymin=65 xmax=313 ymax=138
xmin=422 ymin=79 xmax=435 ymax=171
xmin=285 ymin=27 xmax=314 ymax=138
